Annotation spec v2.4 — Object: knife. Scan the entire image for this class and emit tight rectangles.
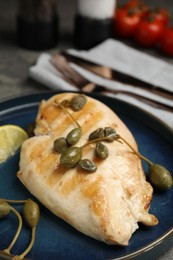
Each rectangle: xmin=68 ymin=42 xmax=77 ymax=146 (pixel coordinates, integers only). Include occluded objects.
xmin=50 ymin=53 xmax=173 ymax=112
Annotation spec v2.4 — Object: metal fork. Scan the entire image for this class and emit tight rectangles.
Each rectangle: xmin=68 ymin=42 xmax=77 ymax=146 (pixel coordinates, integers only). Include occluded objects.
xmin=50 ymin=53 xmax=173 ymax=112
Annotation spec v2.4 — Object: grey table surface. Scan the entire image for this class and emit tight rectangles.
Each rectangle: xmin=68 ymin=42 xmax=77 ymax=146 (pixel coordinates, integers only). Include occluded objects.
xmin=0 ymin=0 xmax=173 ymax=259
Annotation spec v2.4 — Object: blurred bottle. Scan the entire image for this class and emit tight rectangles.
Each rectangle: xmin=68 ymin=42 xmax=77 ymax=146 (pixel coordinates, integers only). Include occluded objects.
xmin=74 ymin=0 xmax=116 ymax=50
xmin=17 ymin=0 xmax=58 ymax=50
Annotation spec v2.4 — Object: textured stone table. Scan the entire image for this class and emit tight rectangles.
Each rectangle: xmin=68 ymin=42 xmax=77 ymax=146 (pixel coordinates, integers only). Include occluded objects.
xmin=0 ymin=1 xmax=173 ymax=259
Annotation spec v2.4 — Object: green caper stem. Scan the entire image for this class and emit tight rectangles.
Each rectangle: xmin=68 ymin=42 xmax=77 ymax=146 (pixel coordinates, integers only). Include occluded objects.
xmin=18 ymin=226 xmax=36 ymax=259
xmin=119 ymin=135 xmax=153 ymax=166
xmin=2 ymin=199 xmax=27 ymax=204
xmin=55 ymin=101 xmax=81 ymax=128
xmin=81 ymin=136 xmax=114 ymax=149
xmin=12 ymin=255 xmax=21 ymax=260
xmin=3 ymin=207 xmax=23 ymax=255
xmin=81 ymin=134 xmax=153 ymax=166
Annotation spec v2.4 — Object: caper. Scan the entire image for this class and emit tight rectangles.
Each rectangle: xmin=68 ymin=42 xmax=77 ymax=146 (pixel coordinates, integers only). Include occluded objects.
xmin=60 ymin=147 xmax=82 ymax=168
xmin=104 ymin=127 xmax=117 ymax=141
xmin=0 ymin=199 xmax=11 ymax=219
xmin=149 ymin=164 xmax=173 ymax=191
xmin=23 ymin=199 xmax=40 ymax=228
xmin=95 ymin=142 xmax=109 ymax=159
xmin=54 ymin=137 xmax=69 ymax=154
xmin=70 ymin=94 xmax=87 ymax=111
xmin=78 ymin=159 xmax=97 ymax=173
xmin=66 ymin=127 xmax=82 ymax=146
xmin=89 ymin=128 xmax=105 ymax=141
xmin=61 ymin=99 xmax=71 ymax=107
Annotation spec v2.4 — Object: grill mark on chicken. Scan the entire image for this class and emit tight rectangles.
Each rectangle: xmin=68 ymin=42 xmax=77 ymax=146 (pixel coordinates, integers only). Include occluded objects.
xmin=82 ymin=175 xmax=110 ymax=219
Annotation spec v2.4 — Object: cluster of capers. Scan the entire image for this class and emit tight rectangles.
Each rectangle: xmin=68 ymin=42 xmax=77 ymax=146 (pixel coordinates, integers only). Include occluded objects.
xmin=55 ymin=127 xmax=118 ymax=173
xmin=57 ymin=124 xmax=173 ymax=191
xmin=53 ymin=96 xmax=118 ymax=172
xmin=53 ymin=95 xmax=118 ymax=173
xmin=0 ymin=198 xmax=40 ymax=259
xmin=53 ymin=95 xmax=173 ymax=191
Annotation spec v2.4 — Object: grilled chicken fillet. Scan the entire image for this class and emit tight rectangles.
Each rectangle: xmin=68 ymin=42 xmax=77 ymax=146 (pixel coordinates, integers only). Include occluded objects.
xmin=17 ymin=93 xmax=158 ymax=246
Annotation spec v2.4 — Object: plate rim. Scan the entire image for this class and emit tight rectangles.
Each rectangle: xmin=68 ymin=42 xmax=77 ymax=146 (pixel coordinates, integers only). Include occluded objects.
xmin=0 ymin=90 xmax=172 ymax=134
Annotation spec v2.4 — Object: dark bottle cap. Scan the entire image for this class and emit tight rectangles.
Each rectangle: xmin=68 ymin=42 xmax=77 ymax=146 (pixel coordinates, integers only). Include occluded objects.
xmin=17 ymin=16 xmax=58 ymax=50
xmin=74 ymin=15 xmax=114 ymax=50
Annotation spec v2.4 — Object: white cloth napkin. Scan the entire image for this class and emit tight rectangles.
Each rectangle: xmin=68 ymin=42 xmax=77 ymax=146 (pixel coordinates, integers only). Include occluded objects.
xmin=29 ymin=39 xmax=173 ymax=129
xmin=68 ymin=39 xmax=173 ymax=93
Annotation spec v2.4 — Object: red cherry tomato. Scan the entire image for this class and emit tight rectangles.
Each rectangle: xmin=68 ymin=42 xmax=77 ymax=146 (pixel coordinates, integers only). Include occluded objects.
xmin=135 ymin=19 xmax=164 ymax=47
xmin=114 ymin=7 xmax=141 ymax=38
xmin=146 ymin=8 xmax=169 ymax=26
xmin=160 ymin=27 xmax=173 ymax=56
xmin=125 ymin=0 xmax=140 ymax=8
xmin=124 ymin=0 xmax=149 ymax=17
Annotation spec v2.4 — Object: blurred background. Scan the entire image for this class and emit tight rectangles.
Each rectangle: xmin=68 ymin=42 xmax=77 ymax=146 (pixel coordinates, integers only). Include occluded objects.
xmin=0 ymin=0 xmax=173 ymax=100
xmin=0 ymin=0 xmax=173 ymax=50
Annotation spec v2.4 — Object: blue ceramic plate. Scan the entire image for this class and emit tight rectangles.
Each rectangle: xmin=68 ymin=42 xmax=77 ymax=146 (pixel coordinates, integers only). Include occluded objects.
xmin=0 ymin=92 xmax=173 ymax=260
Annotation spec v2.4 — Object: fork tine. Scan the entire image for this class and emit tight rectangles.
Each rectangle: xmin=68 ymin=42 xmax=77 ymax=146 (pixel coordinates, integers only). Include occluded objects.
xmin=50 ymin=54 xmax=89 ymax=87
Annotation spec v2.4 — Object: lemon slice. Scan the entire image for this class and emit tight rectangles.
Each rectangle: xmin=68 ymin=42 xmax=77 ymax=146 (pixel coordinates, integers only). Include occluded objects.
xmin=0 ymin=125 xmax=28 ymax=164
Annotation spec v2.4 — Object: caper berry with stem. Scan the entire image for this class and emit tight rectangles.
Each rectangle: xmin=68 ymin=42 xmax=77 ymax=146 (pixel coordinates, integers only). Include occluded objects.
xmin=70 ymin=94 xmax=87 ymax=111
xmin=2 ymin=204 xmax=23 ymax=255
xmin=15 ymin=199 xmax=40 ymax=260
xmin=95 ymin=142 xmax=109 ymax=159
xmin=23 ymin=199 xmax=40 ymax=228
xmin=118 ymin=135 xmax=173 ymax=191
xmin=149 ymin=164 xmax=173 ymax=191
xmin=54 ymin=137 xmax=69 ymax=154
xmin=60 ymin=147 xmax=82 ymax=168
xmin=66 ymin=127 xmax=82 ymax=146
xmin=0 ymin=199 xmax=11 ymax=219
xmin=78 ymin=159 xmax=97 ymax=173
